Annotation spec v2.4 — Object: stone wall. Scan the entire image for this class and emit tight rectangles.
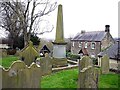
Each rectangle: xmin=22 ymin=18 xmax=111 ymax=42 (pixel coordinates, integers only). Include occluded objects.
xmin=101 ymin=33 xmax=115 ymax=50
xmin=71 ymin=41 xmax=101 ymax=58
xmin=109 ymin=59 xmax=118 ymax=70
xmin=1 ymin=60 xmax=41 ymax=88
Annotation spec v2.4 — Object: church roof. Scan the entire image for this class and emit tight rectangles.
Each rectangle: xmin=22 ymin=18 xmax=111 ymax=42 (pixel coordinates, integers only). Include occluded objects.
xmin=72 ymin=31 xmax=107 ymax=42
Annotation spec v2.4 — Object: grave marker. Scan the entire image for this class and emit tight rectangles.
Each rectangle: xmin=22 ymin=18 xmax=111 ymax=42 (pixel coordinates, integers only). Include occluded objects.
xmin=1 ymin=60 xmax=41 ymax=88
xmin=40 ymin=53 xmax=52 ymax=75
xmin=20 ymin=41 xmax=39 ymax=66
xmin=78 ymin=56 xmax=99 ymax=88
xmin=101 ymin=55 xmax=109 ymax=74
xmin=52 ymin=4 xmax=67 ymax=67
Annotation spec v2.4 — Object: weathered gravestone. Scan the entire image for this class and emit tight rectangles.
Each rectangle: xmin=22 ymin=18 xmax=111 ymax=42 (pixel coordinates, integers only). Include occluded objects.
xmin=2 ymin=49 xmax=7 ymax=57
xmin=79 ymin=56 xmax=93 ymax=71
xmin=40 ymin=53 xmax=52 ymax=75
xmin=101 ymin=55 xmax=109 ymax=74
xmin=78 ymin=56 xmax=99 ymax=88
xmin=1 ymin=60 xmax=41 ymax=88
xmin=20 ymin=41 xmax=39 ymax=66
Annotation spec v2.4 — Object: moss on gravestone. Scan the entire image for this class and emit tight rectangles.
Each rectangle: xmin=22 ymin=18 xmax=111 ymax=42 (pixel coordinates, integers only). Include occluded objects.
xmin=101 ymin=55 xmax=109 ymax=74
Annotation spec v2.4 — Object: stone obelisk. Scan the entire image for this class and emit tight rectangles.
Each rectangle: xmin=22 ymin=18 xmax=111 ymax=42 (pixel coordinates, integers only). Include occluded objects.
xmin=52 ymin=4 xmax=67 ymax=67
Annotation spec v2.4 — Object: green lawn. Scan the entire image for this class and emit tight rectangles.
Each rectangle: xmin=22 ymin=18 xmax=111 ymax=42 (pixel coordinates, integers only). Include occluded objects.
xmin=99 ymin=73 xmax=119 ymax=88
xmin=0 ymin=55 xmax=19 ymax=68
xmin=41 ymin=69 xmax=119 ymax=88
xmin=41 ymin=69 xmax=78 ymax=88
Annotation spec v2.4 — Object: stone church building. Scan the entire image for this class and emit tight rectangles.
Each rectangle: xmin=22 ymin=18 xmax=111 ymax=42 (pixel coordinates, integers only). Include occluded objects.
xmin=71 ymin=25 xmax=115 ymax=58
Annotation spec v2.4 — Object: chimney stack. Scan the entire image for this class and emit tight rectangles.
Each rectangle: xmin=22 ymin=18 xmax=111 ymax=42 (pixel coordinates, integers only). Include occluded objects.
xmin=81 ymin=30 xmax=86 ymax=34
xmin=105 ymin=25 xmax=110 ymax=32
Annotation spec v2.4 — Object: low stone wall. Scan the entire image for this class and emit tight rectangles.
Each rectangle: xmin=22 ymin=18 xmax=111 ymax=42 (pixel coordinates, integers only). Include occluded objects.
xmin=52 ymin=65 xmax=78 ymax=72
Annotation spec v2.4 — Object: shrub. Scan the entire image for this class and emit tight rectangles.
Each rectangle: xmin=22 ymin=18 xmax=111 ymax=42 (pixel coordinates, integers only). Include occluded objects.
xmin=67 ymin=53 xmax=80 ymax=61
xmin=7 ymin=49 xmax=16 ymax=55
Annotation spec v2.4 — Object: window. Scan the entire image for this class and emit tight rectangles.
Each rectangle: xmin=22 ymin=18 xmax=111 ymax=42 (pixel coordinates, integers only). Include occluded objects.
xmin=84 ymin=42 xmax=87 ymax=48
xmin=72 ymin=42 xmax=74 ymax=47
xmin=91 ymin=42 xmax=95 ymax=49
xmin=78 ymin=42 xmax=82 ymax=47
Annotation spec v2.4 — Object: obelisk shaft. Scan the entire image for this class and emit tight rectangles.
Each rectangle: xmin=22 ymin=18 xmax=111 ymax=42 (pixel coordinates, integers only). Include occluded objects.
xmin=55 ymin=4 xmax=65 ymax=43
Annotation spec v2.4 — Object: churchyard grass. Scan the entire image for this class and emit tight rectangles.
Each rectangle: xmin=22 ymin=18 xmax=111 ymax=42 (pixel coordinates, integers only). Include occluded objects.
xmin=99 ymin=73 xmax=119 ymax=88
xmin=0 ymin=55 xmax=19 ymax=68
xmin=41 ymin=68 xmax=119 ymax=88
xmin=41 ymin=69 xmax=78 ymax=88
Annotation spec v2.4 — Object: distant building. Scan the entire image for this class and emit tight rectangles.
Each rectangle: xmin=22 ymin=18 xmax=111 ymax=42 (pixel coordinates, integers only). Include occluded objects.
xmin=37 ymin=42 xmax=53 ymax=57
xmin=0 ymin=39 xmax=10 ymax=49
xmin=71 ymin=25 xmax=115 ymax=58
xmin=98 ymin=41 xmax=120 ymax=69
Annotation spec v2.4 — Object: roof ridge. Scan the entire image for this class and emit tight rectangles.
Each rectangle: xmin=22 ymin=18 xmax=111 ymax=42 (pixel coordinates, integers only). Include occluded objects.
xmin=84 ymin=30 xmax=105 ymax=33
xmin=72 ymin=30 xmax=106 ymax=41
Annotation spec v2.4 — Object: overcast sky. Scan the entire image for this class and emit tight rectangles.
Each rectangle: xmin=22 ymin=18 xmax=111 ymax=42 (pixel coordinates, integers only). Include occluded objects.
xmin=0 ymin=0 xmax=119 ymax=39
xmin=38 ymin=0 xmax=119 ymax=39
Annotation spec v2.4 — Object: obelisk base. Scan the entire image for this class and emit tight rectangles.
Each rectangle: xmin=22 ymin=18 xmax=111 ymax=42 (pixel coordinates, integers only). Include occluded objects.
xmin=52 ymin=58 xmax=68 ymax=68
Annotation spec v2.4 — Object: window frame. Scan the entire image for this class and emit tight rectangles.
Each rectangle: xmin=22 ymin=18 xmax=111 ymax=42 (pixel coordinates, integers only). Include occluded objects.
xmin=91 ymin=42 xmax=95 ymax=49
xmin=78 ymin=42 xmax=82 ymax=48
xmin=72 ymin=41 xmax=74 ymax=47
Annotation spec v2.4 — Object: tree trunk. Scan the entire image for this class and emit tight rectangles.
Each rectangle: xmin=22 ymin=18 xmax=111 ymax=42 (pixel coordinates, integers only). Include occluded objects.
xmin=24 ymin=31 xmax=28 ymax=46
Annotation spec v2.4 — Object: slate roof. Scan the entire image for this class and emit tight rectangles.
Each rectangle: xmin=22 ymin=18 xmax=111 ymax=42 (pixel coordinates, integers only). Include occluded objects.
xmin=72 ymin=31 xmax=107 ymax=41
xmin=98 ymin=42 xmax=120 ymax=60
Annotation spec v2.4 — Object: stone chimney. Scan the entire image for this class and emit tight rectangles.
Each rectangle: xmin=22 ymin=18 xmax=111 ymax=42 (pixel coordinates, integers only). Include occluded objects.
xmin=81 ymin=30 xmax=86 ymax=34
xmin=105 ymin=25 xmax=110 ymax=33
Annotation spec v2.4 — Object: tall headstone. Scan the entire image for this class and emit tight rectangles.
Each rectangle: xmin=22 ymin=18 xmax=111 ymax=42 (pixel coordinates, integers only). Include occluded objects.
xmin=78 ymin=56 xmax=99 ymax=88
xmin=52 ymin=4 xmax=67 ymax=67
xmin=101 ymin=55 xmax=109 ymax=74
xmin=20 ymin=41 xmax=39 ymax=66
xmin=40 ymin=53 xmax=52 ymax=75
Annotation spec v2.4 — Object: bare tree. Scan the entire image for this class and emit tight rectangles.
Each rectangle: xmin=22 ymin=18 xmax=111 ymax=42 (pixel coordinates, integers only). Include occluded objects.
xmin=0 ymin=0 xmax=57 ymax=46
xmin=0 ymin=1 xmax=23 ymax=48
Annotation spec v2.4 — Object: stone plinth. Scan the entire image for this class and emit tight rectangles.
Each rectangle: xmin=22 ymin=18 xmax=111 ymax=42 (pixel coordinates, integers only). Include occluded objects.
xmin=53 ymin=44 xmax=66 ymax=58
xmin=52 ymin=58 xmax=68 ymax=68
